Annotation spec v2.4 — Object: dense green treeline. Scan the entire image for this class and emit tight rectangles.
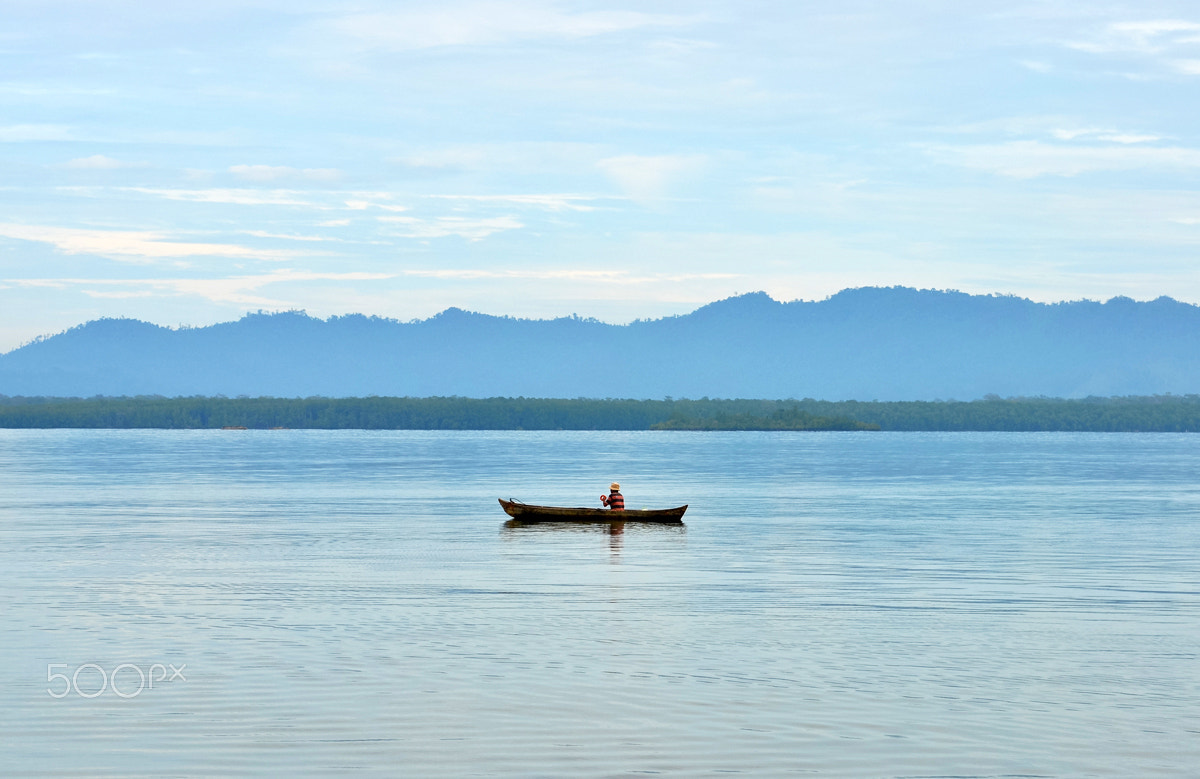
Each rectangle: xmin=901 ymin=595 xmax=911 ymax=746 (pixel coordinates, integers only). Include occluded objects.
xmin=789 ymin=395 xmax=1200 ymax=432
xmin=0 ymin=395 xmax=700 ymax=430
xmin=0 ymin=394 xmax=1197 ymax=431
xmin=652 ymin=405 xmax=879 ymax=431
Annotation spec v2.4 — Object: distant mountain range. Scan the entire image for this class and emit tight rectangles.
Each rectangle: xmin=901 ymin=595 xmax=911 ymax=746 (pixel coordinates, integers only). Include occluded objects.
xmin=2 ymin=287 xmax=1198 ymax=400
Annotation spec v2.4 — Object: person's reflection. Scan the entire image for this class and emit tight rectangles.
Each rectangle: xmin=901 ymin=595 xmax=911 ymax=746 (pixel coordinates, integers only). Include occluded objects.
xmin=608 ymin=521 xmax=624 ymax=559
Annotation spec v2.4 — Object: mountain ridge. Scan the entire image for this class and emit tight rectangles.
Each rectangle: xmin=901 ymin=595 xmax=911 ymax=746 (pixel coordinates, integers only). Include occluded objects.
xmin=2 ymin=287 xmax=1198 ymax=400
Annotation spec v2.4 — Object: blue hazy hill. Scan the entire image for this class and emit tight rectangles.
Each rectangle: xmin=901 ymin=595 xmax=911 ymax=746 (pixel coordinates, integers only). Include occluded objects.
xmin=1 ymin=287 xmax=1198 ymax=400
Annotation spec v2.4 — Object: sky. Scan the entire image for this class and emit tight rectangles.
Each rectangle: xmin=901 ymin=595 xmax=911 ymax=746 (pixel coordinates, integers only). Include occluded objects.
xmin=1 ymin=0 xmax=1199 ymax=351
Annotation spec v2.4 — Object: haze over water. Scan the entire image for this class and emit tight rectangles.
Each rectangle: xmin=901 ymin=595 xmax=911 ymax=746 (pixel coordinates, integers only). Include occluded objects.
xmin=1 ymin=429 xmax=1197 ymax=776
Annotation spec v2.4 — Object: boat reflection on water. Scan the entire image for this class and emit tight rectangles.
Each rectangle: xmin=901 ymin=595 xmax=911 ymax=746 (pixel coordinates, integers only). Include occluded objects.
xmin=502 ymin=518 xmax=685 ymax=555
xmin=502 ymin=518 xmax=685 ymax=535
xmin=502 ymin=518 xmax=686 ymax=560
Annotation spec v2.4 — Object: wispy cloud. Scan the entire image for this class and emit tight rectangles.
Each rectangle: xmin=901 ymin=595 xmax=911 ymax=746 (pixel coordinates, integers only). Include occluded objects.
xmin=240 ymin=230 xmax=340 ymax=243
xmin=166 ymin=270 xmax=396 ymax=305
xmin=329 ymin=1 xmax=696 ymax=51
xmin=1098 ymin=133 xmax=1162 ymax=144
xmin=121 ymin=187 xmax=330 ymax=209
xmin=0 ymin=124 xmax=73 ymax=142
xmin=377 ymin=215 xmax=524 ymax=240
xmin=1066 ymin=18 xmax=1200 ymax=75
xmin=1049 ymin=128 xmax=1160 ymax=143
xmin=389 ymin=142 xmax=607 ymax=177
xmin=7 ymin=270 xmax=395 ymax=307
xmin=120 ymin=187 xmax=414 ymax=213
xmin=68 ymin=185 xmax=599 ymax=219
xmin=597 ymin=154 xmax=707 ymax=203
xmin=426 ymin=193 xmax=605 ymax=212
xmin=936 ymin=117 xmax=1162 ymax=144
xmin=0 ymin=124 xmax=240 ymax=146
xmin=0 ymin=83 xmax=114 ymax=97
xmin=926 ymin=141 xmax=1200 ymax=178
xmin=62 ymin=154 xmax=142 ymax=170
xmin=1104 ymin=20 xmax=1200 ymax=52
xmin=0 ymin=224 xmax=301 ymax=263
xmin=229 ymin=165 xmax=342 ymax=183
xmin=399 ymin=267 xmax=737 ymax=284
xmin=343 ymin=197 xmax=408 ymax=212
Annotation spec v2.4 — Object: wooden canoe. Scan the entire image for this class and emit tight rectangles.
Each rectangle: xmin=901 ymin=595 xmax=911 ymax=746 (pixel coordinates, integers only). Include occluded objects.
xmin=499 ymin=498 xmax=687 ymax=524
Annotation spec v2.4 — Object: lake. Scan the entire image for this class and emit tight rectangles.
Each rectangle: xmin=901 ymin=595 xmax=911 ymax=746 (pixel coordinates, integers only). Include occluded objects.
xmin=0 ymin=430 xmax=1197 ymax=777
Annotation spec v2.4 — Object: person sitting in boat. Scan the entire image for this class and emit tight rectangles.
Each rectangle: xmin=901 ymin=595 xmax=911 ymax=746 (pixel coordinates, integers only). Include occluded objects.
xmin=600 ymin=482 xmax=625 ymax=510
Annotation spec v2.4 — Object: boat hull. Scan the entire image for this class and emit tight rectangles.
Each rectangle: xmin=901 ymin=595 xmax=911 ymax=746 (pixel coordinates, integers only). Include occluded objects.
xmin=499 ymin=498 xmax=686 ymax=524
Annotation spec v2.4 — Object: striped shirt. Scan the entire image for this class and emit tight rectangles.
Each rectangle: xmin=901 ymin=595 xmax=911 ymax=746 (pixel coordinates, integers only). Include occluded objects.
xmin=606 ymin=491 xmax=625 ymax=510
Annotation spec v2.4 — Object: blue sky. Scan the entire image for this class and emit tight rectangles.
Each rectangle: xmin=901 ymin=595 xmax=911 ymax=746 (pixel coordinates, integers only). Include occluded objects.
xmin=1 ymin=1 xmax=1199 ymax=351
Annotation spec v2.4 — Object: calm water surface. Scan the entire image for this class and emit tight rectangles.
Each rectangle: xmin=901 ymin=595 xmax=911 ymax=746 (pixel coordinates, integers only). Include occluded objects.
xmin=0 ymin=430 xmax=1197 ymax=777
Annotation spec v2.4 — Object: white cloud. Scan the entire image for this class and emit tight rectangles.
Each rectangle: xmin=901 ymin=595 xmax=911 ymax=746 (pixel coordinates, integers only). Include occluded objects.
xmin=63 ymin=154 xmax=136 ymax=170
xmin=1108 ymin=20 xmax=1200 ymax=51
xmin=0 ymin=124 xmax=73 ymax=142
xmin=1049 ymin=127 xmax=1096 ymax=141
xmin=926 ymin=140 xmax=1200 ymax=178
xmin=122 ymin=187 xmax=329 ymax=208
xmin=377 ymin=214 xmax=523 ymax=240
xmin=81 ymin=289 xmax=159 ymax=299
xmin=0 ymin=124 xmax=240 ymax=146
xmin=116 ymin=187 xmax=419 ymax=214
xmin=597 ymin=154 xmax=707 ymax=203
xmin=399 ymin=267 xmax=736 ymax=284
xmin=0 ymin=223 xmax=301 ymax=263
xmin=1051 ymin=128 xmax=1160 ymax=144
xmin=117 ymin=183 xmax=596 ymax=218
xmin=390 ymin=142 xmax=605 ymax=176
xmin=1098 ymin=133 xmax=1161 ymax=144
xmin=0 ymin=83 xmax=114 ymax=97
xmin=426 ymin=193 xmax=604 ymax=212
xmin=240 ymin=230 xmax=338 ymax=243
xmin=343 ymin=197 xmax=408 ymax=212
xmin=229 ymin=165 xmax=342 ymax=183
xmin=329 ymin=1 xmax=695 ymax=51
xmin=1066 ymin=19 xmax=1200 ymax=68
xmin=163 ymin=270 xmax=395 ymax=305
xmin=394 ymin=147 xmax=491 ymax=170
xmin=7 ymin=270 xmax=396 ymax=308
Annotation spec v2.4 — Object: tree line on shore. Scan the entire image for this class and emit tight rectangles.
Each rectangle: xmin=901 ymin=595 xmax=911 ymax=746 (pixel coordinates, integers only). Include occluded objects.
xmin=0 ymin=394 xmax=1198 ymax=431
